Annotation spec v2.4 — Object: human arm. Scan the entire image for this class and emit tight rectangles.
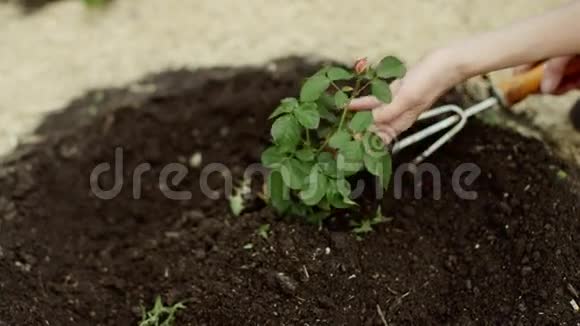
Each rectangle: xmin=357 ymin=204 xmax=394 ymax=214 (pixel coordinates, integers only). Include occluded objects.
xmin=350 ymin=1 xmax=580 ymax=144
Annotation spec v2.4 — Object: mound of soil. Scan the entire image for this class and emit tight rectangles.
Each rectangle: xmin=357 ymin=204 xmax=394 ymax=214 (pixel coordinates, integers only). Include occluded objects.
xmin=0 ymin=58 xmax=579 ymax=325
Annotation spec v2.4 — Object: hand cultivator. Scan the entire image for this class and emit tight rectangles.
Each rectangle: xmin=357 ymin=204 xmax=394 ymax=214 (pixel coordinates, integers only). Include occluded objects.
xmin=395 ymin=59 xmax=580 ymax=163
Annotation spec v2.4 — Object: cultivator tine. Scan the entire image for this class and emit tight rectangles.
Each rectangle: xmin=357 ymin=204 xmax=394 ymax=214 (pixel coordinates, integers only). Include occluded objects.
xmin=393 ymin=105 xmax=466 ymax=163
xmin=392 ymin=98 xmax=499 ymax=164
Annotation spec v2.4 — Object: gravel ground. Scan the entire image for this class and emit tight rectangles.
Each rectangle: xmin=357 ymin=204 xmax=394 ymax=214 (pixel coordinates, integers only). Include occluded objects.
xmin=0 ymin=0 xmax=578 ymax=161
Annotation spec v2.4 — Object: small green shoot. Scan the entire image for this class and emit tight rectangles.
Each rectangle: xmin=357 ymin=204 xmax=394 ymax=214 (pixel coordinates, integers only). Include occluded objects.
xmin=229 ymin=177 xmax=251 ymax=216
xmin=353 ymin=220 xmax=374 ymax=235
xmin=352 ymin=206 xmax=391 ymax=236
xmin=243 ymin=243 xmax=254 ymax=250
xmin=262 ymin=57 xmax=405 ymax=222
xmin=139 ymin=296 xmax=185 ymax=326
xmin=557 ymin=169 xmax=568 ymax=180
xmin=257 ymin=224 xmax=271 ymax=239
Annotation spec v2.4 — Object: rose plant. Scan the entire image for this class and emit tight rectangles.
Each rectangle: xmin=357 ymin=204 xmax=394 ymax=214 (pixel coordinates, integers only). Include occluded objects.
xmin=261 ymin=56 xmax=406 ymax=223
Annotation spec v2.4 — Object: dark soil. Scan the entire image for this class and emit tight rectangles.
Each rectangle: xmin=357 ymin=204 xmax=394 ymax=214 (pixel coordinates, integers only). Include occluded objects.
xmin=0 ymin=58 xmax=579 ymax=326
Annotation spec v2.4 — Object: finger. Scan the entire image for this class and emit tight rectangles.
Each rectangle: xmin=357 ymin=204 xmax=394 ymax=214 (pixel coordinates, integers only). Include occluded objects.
xmin=374 ymin=109 xmax=421 ymax=144
xmin=390 ymin=79 xmax=402 ymax=94
xmin=513 ymin=63 xmax=534 ymax=75
xmin=371 ymin=103 xmax=402 ymax=125
xmin=369 ymin=123 xmax=397 ymax=144
xmin=541 ymin=56 xmax=574 ymax=94
xmin=348 ymin=96 xmax=382 ymax=111
xmin=371 ymin=91 xmax=418 ymax=125
xmin=372 ymin=129 xmax=393 ymax=145
xmin=348 ymin=79 xmax=403 ymax=111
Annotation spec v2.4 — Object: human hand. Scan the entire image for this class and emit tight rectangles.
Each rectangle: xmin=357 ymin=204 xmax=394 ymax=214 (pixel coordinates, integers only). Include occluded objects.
xmin=348 ymin=49 xmax=465 ymax=144
xmin=514 ymin=55 xmax=580 ymax=94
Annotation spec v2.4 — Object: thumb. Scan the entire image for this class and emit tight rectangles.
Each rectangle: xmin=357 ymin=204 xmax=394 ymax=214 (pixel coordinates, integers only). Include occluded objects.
xmin=541 ymin=56 xmax=574 ymax=94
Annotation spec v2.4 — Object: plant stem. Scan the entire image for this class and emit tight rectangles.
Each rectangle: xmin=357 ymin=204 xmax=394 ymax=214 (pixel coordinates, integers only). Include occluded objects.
xmin=317 ymin=134 xmax=332 ymax=153
xmin=337 ymin=100 xmax=350 ymax=130
xmin=305 ymin=129 xmax=311 ymax=145
xmin=330 ymin=81 xmax=341 ymax=92
xmin=317 ymin=77 xmax=362 ymax=153
xmin=356 ymin=80 xmax=372 ymax=96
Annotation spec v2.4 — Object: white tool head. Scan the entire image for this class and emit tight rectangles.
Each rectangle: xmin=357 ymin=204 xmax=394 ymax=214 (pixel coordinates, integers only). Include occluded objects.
xmin=392 ymin=98 xmax=498 ymax=164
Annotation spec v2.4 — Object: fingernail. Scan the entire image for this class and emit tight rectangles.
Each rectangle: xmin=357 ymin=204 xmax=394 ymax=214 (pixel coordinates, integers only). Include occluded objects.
xmin=541 ymin=76 xmax=558 ymax=94
xmin=377 ymin=132 xmax=393 ymax=145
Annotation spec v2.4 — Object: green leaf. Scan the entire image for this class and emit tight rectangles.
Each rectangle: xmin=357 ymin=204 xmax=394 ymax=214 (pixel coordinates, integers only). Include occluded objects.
xmin=268 ymin=170 xmax=290 ymax=213
xmin=269 ymin=98 xmax=298 ymax=119
xmin=305 ymin=211 xmax=331 ymax=225
xmin=140 ymin=296 xmax=185 ymax=326
xmin=229 ymin=178 xmax=251 ymax=216
xmin=338 ymin=142 xmax=364 ymax=176
xmin=317 ymin=105 xmax=338 ymax=122
xmin=318 ymin=152 xmax=334 ymax=163
xmin=299 ymin=166 xmax=328 ymax=206
xmin=362 ymin=131 xmax=387 ymax=158
xmin=316 ymin=92 xmax=335 ymax=110
xmin=335 ymin=178 xmax=351 ymax=198
xmin=271 ymin=115 xmax=301 ymax=152
xmin=334 ymin=91 xmax=349 ymax=108
xmin=557 ymin=169 xmax=568 ymax=179
xmin=327 ymin=187 xmax=352 ymax=209
xmin=363 ymin=154 xmax=382 ymax=177
xmin=326 ymin=67 xmax=354 ymax=81
xmin=364 ymin=152 xmax=392 ymax=190
xmin=342 ymin=161 xmax=364 ymax=177
xmin=353 ymin=220 xmax=374 ymax=234
xmin=290 ymin=202 xmax=310 ymax=217
xmin=269 ymin=106 xmax=290 ymax=120
xmin=329 ymin=130 xmax=351 ymax=149
xmin=371 ymin=206 xmax=391 ymax=224
xmin=314 ymin=66 xmax=331 ymax=77
xmin=349 ymin=112 xmax=373 ymax=132
xmin=319 ymin=161 xmax=337 ymax=177
xmin=296 ymin=148 xmax=315 ymax=162
xmin=294 ymin=103 xmax=320 ymax=129
xmin=281 ymin=97 xmax=298 ymax=105
xmin=317 ymin=198 xmax=331 ymax=211
xmin=300 ymin=75 xmax=330 ymax=102
xmin=280 ymin=158 xmax=309 ymax=190
xmin=317 ymin=152 xmax=337 ymax=177
xmin=340 ymin=141 xmax=364 ymax=162
xmin=229 ymin=194 xmax=244 ymax=216
xmin=381 ymin=154 xmax=393 ymax=190
xmin=363 ymin=68 xmax=376 ymax=80
xmin=257 ymin=224 xmax=270 ymax=239
xmin=317 ymin=126 xmax=333 ymax=139
xmin=376 ymin=56 xmax=406 ymax=79
xmin=261 ymin=146 xmax=286 ymax=168
xmin=371 ymin=79 xmax=392 ymax=103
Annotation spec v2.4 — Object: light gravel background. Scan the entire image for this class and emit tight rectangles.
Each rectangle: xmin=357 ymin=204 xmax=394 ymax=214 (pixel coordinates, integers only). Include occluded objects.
xmin=0 ymin=0 xmax=578 ymax=162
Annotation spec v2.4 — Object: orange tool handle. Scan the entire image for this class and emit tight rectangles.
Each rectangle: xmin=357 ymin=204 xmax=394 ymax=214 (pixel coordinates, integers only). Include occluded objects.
xmin=497 ymin=57 xmax=580 ymax=106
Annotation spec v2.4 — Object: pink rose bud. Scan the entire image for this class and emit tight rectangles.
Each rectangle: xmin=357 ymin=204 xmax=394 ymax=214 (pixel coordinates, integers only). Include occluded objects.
xmin=354 ymin=58 xmax=368 ymax=74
